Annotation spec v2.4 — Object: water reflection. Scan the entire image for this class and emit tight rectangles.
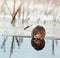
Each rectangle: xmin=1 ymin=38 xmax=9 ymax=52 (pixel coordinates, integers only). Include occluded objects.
xmin=0 ymin=36 xmax=60 ymax=58
xmin=0 ymin=36 xmax=23 ymax=58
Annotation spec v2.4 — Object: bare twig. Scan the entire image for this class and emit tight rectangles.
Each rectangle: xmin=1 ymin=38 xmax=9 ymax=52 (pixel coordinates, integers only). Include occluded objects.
xmin=24 ymin=24 xmax=33 ymax=30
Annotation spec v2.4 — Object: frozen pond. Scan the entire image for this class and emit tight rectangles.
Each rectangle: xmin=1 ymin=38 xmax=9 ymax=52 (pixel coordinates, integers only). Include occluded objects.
xmin=0 ymin=19 xmax=60 ymax=39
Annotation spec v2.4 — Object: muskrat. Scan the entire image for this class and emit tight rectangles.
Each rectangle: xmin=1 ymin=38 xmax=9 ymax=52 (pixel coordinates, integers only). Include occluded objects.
xmin=31 ymin=25 xmax=46 ymax=51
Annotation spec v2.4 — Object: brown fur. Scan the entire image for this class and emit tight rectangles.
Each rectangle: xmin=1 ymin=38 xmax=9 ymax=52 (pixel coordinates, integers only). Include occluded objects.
xmin=31 ymin=26 xmax=46 ymax=51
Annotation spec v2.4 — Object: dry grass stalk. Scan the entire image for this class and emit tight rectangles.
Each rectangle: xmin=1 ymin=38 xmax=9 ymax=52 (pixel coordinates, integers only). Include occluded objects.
xmin=11 ymin=3 xmax=22 ymax=24
xmin=23 ymin=9 xmax=35 ymax=24
xmin=5 ymin=1 xmax=22 ymax=26
xmin=5 ymin=0 xmax=13 ymax=16
xmin=18 ymin=3 xmax=22 ymax=18
xmin=24 ymin=24 xmax=33 ymax=30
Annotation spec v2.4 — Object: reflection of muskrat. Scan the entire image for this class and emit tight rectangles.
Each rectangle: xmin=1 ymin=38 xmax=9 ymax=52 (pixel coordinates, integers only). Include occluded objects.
xmin=31 ymin=25 xmax=46 ymax=51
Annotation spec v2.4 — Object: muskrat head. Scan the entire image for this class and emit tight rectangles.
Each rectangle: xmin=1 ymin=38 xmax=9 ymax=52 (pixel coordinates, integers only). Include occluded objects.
xmin=31 ymin=25 xmax=46 ymax=39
